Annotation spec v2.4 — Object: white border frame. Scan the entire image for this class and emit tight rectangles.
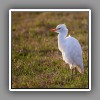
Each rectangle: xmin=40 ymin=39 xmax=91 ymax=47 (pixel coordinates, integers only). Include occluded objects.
xmin=9 ymin=9 xmax=91 ymax=91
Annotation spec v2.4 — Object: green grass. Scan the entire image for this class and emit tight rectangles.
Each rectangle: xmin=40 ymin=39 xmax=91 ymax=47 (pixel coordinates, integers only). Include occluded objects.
xmin=11 ymin=12 xmax=89 ymax=89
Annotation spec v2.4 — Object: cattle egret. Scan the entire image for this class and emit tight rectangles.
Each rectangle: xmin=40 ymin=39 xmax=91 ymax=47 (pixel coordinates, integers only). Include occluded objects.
xmin=50 ymin=24 xmax=84 ymax=76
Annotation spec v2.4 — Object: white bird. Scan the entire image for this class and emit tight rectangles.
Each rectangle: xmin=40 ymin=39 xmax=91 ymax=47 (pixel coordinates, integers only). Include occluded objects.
xmin=50 ymin=24 xmax=84 ymax=76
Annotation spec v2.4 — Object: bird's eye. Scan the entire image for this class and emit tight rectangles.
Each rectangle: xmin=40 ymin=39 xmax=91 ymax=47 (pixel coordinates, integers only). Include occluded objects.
xmin=58 ymin=28 xmax=61 ymax=29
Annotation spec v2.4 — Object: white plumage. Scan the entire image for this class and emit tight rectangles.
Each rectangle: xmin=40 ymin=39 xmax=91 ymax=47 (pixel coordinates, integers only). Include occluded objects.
xmin=51 ymin=24 xmax=84 ymax=75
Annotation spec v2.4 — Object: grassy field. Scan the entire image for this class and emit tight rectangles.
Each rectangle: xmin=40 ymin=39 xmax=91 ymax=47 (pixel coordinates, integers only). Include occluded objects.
xmin=11 ymin=11 xmax=89 ymax=89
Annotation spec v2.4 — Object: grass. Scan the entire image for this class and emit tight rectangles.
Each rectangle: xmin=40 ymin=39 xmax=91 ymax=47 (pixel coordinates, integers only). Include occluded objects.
xmin=11 ymin=11 xmax=89 ymax=89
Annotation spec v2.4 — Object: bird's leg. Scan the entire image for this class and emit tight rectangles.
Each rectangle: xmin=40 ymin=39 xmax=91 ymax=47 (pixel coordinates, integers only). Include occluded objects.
xmin=70 ymin=68 xmax=74 ymax=80
xmin=70 ymin=65 xmax=73 ymax=76
xmin=74 ymin=67 xmax=77 ymax=75
xmin=70 ymin=68 xmax=73 ymax=76
xmin=67 ymin=65 xmax=74 ymax=82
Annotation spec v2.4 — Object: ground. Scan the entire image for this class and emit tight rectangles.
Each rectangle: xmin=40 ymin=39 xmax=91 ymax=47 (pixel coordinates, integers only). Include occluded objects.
xmin=11 ymin=11 xmax=89 ymax=88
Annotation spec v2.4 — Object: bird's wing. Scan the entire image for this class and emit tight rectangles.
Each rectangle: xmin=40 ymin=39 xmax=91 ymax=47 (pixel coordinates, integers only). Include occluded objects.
xmin=66 ymin=37 xmax=84 ymax=71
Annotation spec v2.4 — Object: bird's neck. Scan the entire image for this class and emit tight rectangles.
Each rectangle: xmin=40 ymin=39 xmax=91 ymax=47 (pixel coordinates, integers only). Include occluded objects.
xmin=58 ymin=32 xmax=68 ymax=52
xmin=58 ymin=31 xmax=68 ymax=40
xmin=58 ymin=32 xmax=67 ymax=49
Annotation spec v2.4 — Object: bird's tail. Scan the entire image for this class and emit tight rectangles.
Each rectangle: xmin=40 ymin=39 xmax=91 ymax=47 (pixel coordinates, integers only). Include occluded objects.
xmin=76 ymin=64 xmax=84 ymax=74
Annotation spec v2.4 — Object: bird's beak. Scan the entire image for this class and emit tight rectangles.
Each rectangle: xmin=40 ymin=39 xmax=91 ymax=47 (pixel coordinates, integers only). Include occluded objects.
xmin=50 ymin=28 xmax=57 ymax=32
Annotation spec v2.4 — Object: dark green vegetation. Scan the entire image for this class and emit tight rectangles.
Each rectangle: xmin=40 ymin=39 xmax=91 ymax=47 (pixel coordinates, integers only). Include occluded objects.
xmin=12 ymin=12 xmax=89 ymax=88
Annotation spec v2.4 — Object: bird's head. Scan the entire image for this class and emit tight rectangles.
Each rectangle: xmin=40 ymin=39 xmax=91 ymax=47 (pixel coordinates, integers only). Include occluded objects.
xmin=50 ymin=24 xmax=68 ymax=34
